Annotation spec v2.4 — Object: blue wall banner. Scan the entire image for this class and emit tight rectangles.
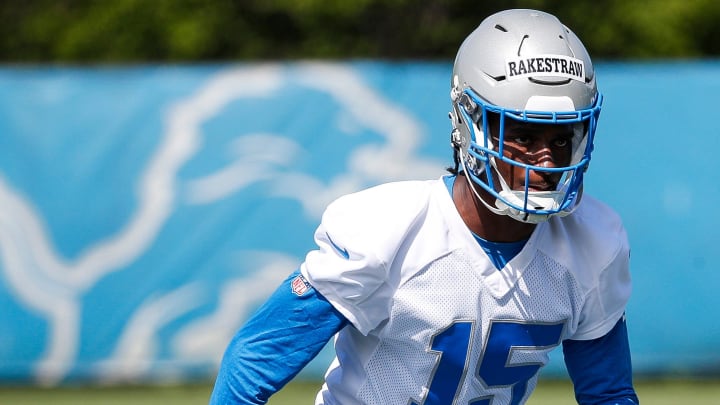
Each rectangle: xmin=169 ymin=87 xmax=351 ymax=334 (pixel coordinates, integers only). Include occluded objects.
xmin=0 ymin=61 xmax=718 ymax=385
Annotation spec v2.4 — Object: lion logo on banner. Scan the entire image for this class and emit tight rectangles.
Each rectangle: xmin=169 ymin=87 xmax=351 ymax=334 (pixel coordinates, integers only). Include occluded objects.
xmin=0 ymin=63 xmax=444 ymax=385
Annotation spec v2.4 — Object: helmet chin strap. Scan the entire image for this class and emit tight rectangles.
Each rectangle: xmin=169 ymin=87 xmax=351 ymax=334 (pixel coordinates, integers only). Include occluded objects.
xmin=458 ymin=150 xmax=506 ymax=216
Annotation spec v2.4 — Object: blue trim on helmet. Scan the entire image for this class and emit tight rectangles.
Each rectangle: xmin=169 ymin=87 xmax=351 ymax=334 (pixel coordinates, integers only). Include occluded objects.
xmin=458 ymin=87 xmax=602 ymax=216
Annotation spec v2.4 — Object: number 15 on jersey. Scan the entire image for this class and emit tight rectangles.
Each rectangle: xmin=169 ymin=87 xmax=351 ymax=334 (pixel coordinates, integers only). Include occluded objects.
xmin=412 ymin=319 xmax=565 ymax=405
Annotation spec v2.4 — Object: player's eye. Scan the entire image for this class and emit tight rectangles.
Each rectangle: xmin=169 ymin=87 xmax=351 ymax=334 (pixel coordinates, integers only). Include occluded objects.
xmin=509 ymin=135 xmax=531 ymax=146
xmin=554 ymin=137 xmax=569 ymax=148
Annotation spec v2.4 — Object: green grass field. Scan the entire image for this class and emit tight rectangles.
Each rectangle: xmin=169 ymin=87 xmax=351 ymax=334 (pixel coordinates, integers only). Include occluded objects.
xmin=0 ymin=378 xmax=718 ymax=404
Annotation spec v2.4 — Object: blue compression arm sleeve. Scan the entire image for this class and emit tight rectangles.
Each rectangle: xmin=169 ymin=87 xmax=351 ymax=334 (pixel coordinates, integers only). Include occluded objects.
xmin=563 ymin=316 xmax=639 ymax=404
xmin=209 ymin=270 xmax=348 ymax=405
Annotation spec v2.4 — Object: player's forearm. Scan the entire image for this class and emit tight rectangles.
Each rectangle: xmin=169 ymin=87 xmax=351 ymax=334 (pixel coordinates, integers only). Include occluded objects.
xmin=563 ymin=316 xmax=639 ymax=404
xmin=209 ymin=270 xmax=347 ymax=404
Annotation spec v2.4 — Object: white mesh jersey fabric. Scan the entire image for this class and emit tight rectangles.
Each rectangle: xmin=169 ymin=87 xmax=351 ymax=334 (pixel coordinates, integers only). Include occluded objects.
xmin=303 ymin=177 xmax=632 ymax=405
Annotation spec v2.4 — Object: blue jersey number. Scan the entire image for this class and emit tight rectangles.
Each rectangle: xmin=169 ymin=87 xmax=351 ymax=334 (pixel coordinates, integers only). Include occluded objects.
xmin=412 ymin=320 xmax=564 ymax=405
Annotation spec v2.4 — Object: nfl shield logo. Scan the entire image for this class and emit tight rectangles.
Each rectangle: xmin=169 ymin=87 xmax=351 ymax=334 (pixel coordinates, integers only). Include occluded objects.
xmin=291 ymin=275 xmax=310 ymax=296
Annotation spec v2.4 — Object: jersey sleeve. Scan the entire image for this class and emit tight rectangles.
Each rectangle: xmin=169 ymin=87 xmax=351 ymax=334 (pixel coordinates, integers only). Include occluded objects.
xmin=300 ymin=182 xmax=431 ymax=335
xmin=572 ymin=222 xmax=633 ymax=341
xmin=301 ymin=228 xmax=390 ymax=335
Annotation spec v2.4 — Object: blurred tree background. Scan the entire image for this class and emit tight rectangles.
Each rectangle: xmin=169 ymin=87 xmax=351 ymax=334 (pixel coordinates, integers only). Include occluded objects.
xmin=1 ymin=0 xmax=719 ymax=63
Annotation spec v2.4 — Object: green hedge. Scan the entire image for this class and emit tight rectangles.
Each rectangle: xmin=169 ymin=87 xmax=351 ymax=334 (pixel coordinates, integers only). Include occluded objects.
xmin=2 ymin=0 xmax=719 ymax=62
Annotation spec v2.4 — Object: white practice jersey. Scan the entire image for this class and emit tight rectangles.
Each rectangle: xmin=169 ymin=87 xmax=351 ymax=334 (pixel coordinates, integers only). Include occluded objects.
xmin=300 ymin=177 xmax=632 ymax=405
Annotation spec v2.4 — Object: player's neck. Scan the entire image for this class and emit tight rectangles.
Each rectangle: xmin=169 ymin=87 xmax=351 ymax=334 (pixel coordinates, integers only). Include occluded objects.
xmin=453 ymin=173 xmax=536 ymax=243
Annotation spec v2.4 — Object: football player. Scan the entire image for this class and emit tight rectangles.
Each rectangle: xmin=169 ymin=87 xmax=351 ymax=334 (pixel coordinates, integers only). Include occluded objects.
xmin=210 ymin=9 xmax=639 ymax=405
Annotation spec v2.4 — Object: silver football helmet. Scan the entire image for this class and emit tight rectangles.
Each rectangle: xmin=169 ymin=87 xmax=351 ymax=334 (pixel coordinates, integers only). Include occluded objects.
xmin=448 ymin=9 xmax=602 ymax=223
